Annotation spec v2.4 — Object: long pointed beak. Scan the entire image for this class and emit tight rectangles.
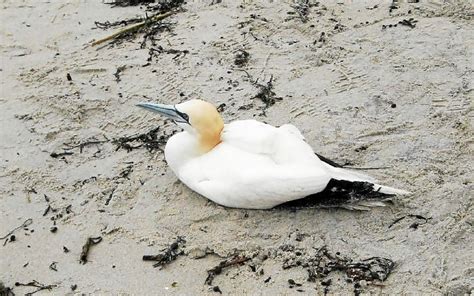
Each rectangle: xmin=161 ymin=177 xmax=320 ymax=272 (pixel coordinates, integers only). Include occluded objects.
xmin=136 ymin=102 xmax=188 ymax=123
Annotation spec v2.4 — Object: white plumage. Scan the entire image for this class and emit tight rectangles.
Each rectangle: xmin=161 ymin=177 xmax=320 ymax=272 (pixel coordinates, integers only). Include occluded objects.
xmin=137 ymin=99 xmax=409 ymax=209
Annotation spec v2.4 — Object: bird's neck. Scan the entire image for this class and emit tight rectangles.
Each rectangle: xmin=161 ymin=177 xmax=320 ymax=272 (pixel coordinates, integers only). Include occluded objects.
xmin=198 ymin=127 xmax=223 ymax=153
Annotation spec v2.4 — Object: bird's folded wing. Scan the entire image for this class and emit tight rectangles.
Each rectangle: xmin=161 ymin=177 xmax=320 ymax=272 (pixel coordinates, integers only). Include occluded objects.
xmin=188 ymin=166 xmax=331 ymax=209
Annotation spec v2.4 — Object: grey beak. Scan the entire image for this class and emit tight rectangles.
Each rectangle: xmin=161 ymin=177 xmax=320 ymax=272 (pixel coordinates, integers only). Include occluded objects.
xmin=136 ymin=102 xmax=189 ymax=124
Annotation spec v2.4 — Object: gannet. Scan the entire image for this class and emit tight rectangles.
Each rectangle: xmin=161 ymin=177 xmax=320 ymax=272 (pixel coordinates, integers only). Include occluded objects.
xmin=137 ymin=99 xmax=409 ymax=210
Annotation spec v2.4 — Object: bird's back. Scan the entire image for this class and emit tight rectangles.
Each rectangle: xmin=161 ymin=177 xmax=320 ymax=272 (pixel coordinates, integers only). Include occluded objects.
xmin=176 ymin=120 xmax=331 ymax=208
xmin=221 ymin=120 xmax=322 ymax=166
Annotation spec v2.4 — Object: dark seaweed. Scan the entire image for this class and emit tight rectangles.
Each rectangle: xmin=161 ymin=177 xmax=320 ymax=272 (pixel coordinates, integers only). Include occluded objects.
xmin=113 ymin=126 xmax=172 ymax=152
xmin=0 ymin=282 xmax=14 ymax=296
xmin=388 ymin=214 xmax=431 ymax=229
xmin=282 ymin=246 xmax=394 ymax=283
xmin=205 ymin=255 xmax=250 ymax=285
xmin=290 ymin=0 xmax=318 ymax=23
xmin=147 ymin=46 xmax=189 ymax=61
xmin=96 ymin=0 xmax=184 ymax=47
xmin=14 ymin=281 xmax=57 ymax=296
xmin=251 ymin=75 xmax=282 ymax=109
xmin=143 ymin=236 xmax=186 ymax=268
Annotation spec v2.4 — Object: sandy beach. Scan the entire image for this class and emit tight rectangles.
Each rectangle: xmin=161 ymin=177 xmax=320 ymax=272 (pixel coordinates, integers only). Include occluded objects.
xmin=1 ymin=0 xmax=473 ymax=294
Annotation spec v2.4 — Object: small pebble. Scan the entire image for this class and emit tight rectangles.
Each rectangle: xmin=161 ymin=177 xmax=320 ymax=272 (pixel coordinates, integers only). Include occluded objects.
xmin=50 ymin=226 xmax=58 ymax=233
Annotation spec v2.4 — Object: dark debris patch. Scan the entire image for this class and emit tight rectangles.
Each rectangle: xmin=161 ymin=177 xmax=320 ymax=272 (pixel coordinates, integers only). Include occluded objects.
xmin=234 ymin=49 xmax=250 ymax=67
xmin=147 ymin=46 xmax=189 ymax=61
xmin=14 ymin=280 xmax=57 ymax=296
xmin=0 ymin=282 xmax=14 ymax=296
xmin=1 ymin=218 xmax=33 ymax=246
xmin=79 ymin=236 xmax=103 ymax=264
xmin=251 ymin=75 xmax=282 ymax=109
xmin=104 ymin=0 xmax=155 ymax=7
xmin=388 ymin=214 xmax=431 ymax=229
xmin=143 ymin=236 xmax=186 ymax=268
xmin=382 ymin=18 xmax=418 ymax=30
xmin=50 ymin=151 xmax=74 ymax=158
xmin=289 ymin=0 xmax=319 ymax=23
xmin=95 ymin=0 xmax=184 ymax=48
xmin=113 ymin=126 xmax=174 ymax=152
xmin=205 ymin=255 xmax=251 ymax=285
xmin=281 ymin=246 xmax=394 ymax=285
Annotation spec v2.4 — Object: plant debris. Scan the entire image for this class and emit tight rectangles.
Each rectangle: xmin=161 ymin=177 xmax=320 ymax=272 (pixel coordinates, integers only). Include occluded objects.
xmin=93 ymin=0 xmax=185 ymax=47
xmin=382 ymin=18 xmax=418 ymax=30
xmin=114 ymin=126 xmax=172 ymax=152
xmin=234 ymin=49 xmax=250 ymax=67
xmin=1 ymin=218 xmax=32 ymax=246
xmin=49 ymin=262 xmax=58 ymax=272
xmin=0 ymin=282 xmax=14 ymax=296
xmin=80 ymin=236 xmax=103 ymax=264
xmin=14 ymin=280 xmax=57 ymax=296
xmin=147 ymin=46 xmax=189 ymax=61
xmin=289 ymin=0 xmax=317 ymax=23
xmin=92 ymin=11 xmax=175 ymax=47
xmin=251 ymin=75 xmax=282 ymax=109
xmin=114 ymin=65 xmax=127 ymax=82
xmin=50 ymin=151 xmax=74 ymax=158
xmin=64 ymin=139 xmax=109 ymax=153
xmin=388 ymin=214 xmax=431 ymax=229
xmin=105 ymin=0 xmax=155 ymax=7
xmin=205 ymin=255 xmax=250 ymax=285
xmin=211 ymin=286 xmax=222 ymax=293
xmin=282 ymin=246 xmax=394 ymax=285
xmin=398 ymin=18 xmax=418 ymax=28
xmin=143 ymin=236 xmax=186 ymax=268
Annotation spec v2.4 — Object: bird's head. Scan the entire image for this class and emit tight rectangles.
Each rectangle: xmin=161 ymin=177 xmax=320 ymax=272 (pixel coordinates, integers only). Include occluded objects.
xmin=136 ymin=99 xmax=224 ymax=152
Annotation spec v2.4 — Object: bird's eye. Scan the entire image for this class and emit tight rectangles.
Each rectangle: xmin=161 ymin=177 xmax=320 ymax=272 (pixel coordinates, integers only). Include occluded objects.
xmin=181 ymin=113 xmax=189 ymax=122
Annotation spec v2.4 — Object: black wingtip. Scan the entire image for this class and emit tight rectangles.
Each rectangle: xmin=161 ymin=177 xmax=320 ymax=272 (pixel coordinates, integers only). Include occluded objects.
xmin=315 ymin=153 xmax=344 ymax=168
xmin=276 ymin=178 xmax=394 ymax=210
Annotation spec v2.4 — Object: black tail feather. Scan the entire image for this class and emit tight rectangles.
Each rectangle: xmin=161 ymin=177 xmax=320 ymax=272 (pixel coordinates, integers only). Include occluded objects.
xmin=276 ymin=178 xmax=394 ymax=210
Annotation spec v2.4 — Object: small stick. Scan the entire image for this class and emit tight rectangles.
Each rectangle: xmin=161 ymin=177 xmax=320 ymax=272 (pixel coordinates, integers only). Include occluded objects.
xmin=79 ymin=237 xmax=103 ymax=264
xmin=205 ymin=255 xmax=250 ymax=285
xmin=91 ymin=11 xmax=175 ymax=46
xmin=15 ymin=280 xmax=57 ymax=295
xmin=2 ymin=218 xmax=33 ymax=246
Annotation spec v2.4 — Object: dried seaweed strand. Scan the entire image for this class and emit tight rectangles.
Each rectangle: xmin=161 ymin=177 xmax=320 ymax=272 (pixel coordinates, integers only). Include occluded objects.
xmin=205 ymin=255 xmax=250 ymax=285
xmin=92 ymin=11 xmax=175 ymax=46
xmin=1 ymin=218 xmax=33 ymax=246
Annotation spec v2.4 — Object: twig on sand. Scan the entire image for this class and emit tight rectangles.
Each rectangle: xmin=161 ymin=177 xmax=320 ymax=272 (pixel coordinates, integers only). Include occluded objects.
xmin=14 ymin=280 xmax=57 ymax=295
xmin=205 ymin=255 xmax=250 ymax=285
xmin=79 ymin=237 xmax=103 ymax=264
xmin=91 ymin=11 xmax=175 ymax=46
xmin=1 ymin=218 xmax=33 ymax=246
xmin=143 ymin=236 xmax=186 ymax=268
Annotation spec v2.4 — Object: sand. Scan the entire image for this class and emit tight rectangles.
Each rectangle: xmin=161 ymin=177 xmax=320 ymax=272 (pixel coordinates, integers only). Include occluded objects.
xmin=0 ymin=0 xmax=473 ymax=295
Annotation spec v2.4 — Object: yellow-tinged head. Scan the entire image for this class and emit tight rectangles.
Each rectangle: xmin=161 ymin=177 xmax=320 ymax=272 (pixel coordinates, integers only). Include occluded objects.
xmin=136 ymin=99 xmax=224 ymax=153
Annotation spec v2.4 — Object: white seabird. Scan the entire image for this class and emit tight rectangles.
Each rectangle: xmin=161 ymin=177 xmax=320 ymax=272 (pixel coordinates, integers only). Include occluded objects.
xmin=137 ymin=99 xmax=409 ymax=210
